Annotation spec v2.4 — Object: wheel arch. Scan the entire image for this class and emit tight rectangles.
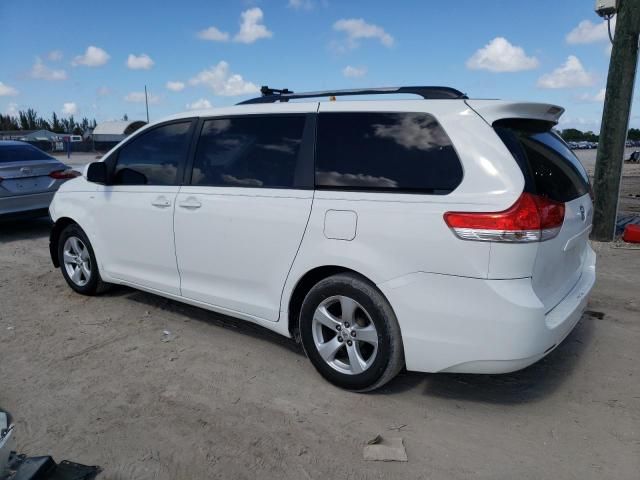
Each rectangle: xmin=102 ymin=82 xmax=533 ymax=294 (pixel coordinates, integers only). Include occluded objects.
xmin=49 ymin=217 xmax=78 ymax=267
xmin=286 ymin=265 xmax=382 ymax=339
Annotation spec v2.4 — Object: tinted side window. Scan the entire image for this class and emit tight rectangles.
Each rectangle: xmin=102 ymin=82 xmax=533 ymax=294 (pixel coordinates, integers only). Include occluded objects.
xmin=191 ymin=116 xmax=306 ymax=188
xmin=315 ymin=112 xmax=463 ymax=194
xmin=496 ymin=126 xmax=590 ymax=202
xmin=113 ymin=121 xmax=192 ymax=185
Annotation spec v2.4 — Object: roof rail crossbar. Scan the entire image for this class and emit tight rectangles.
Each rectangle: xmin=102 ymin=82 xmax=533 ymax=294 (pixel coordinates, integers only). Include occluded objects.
xmin=238 ymin=86 xmax=468 ymax=104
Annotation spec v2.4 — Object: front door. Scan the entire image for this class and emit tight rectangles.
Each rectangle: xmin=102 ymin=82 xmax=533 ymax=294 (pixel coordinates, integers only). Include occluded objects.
xmin=93 ymin=120 xmax=195 ymax=295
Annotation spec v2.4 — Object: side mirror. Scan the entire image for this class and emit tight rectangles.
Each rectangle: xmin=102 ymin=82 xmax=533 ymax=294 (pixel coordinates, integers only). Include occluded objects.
xmin=86 ymin=162 xmax=108 ymax=184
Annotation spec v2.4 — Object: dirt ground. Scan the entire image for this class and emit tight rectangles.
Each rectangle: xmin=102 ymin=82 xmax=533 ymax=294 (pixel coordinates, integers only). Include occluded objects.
xmin=1 ymin=154 xmax=639 ymax=479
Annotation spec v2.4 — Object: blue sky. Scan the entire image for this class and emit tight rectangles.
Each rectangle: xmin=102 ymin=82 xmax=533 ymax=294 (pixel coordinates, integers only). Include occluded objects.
xmin=0 ymin=0 xmax=632 ymax=132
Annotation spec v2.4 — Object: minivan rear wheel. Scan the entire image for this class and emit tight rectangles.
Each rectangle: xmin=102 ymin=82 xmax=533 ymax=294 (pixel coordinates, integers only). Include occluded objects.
xmin=299 ymin=273 xmax=404 ymax=392
xmin=58 ymin=224 xmax=110 ymax=295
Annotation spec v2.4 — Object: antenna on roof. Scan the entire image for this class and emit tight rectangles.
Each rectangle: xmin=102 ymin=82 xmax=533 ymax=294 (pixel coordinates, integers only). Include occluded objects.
xmin=144 ymin=85 xmax=150 ymax=123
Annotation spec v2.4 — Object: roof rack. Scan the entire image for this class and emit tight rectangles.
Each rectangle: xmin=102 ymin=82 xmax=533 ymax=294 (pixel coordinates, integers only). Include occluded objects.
xmin=237 ymin=86 xmax=468 ymax=105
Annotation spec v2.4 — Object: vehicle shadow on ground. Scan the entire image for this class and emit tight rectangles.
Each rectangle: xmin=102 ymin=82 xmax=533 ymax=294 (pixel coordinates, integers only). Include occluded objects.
xmin=101 ymin=284 xmax=597 ymax=404
xmin=0 ymin=217 xmax=51 ymax=241
xmin=380 ymin=313 xmax=596 ymax=404
xmin=111 ymin=287 xmax=305 ymax=356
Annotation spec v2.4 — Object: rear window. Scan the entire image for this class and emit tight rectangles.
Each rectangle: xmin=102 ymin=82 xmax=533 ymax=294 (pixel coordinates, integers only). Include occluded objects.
xmin=315 ymin=112 xmax=463 ymax=194
xmin=495 ymin=124 xmax=590 ymax=203
xmin=0 ymin=144 xmax=52 ymax=163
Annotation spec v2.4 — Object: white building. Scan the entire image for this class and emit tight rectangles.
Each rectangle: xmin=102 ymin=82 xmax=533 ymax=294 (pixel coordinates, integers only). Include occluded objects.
xmin=93 ymin=120 xmax=146 ymax=151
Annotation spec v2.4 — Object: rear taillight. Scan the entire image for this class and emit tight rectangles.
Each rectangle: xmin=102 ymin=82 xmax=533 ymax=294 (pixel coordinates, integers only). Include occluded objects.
xmin=49 ymin=169 xmax=80 ymax=180
xmin=443 ymin=193 xmax=565 ymax=243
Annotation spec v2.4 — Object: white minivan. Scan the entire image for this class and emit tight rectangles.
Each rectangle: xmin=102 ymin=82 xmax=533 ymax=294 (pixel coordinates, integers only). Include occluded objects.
xmin=49 ymin=86 xmax=596 ymax=391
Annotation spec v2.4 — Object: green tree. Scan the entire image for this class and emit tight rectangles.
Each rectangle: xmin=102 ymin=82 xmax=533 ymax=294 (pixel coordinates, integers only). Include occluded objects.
xmin=19 ymin=109 xmax=39 ymax=130
xmin=0 ymin=114 xmax=19 ymax=130
xmin=628 ymin=128 xmax=640 ymax=141
xmin=51 ymin=112 xmax=63 ymax=133
xmin=560 ymin=128 xmax=584 ymax=141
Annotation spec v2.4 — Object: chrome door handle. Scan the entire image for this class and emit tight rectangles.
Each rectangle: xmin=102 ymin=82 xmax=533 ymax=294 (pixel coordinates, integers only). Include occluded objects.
xmin=151 ymin=198 xmax=171 ymax=208
xmin=179 ymin=198 xmax=202 ymax=210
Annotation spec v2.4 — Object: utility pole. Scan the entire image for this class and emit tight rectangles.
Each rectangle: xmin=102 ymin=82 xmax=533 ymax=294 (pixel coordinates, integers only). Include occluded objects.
xmin=592 ymin=0 xmax=640 ymax=241
xmin=144 ymin=85 xmax=150 ymax=123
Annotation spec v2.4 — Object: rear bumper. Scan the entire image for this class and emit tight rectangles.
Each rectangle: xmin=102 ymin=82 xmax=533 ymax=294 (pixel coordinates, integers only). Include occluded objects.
xmin=379 ymin=246 xmax=596 ymax=374
xmin=0 ymin=192 xmax=54 ymax=218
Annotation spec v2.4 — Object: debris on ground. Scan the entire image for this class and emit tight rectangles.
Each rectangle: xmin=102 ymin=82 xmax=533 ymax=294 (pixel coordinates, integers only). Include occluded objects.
xmin=615 ymin=214 xmax=640 ymax=236
xmin=363 ymin=435 xmax=408 ymax=462
xmin=1 ymin=410 xmax=101 ymax=479
xmin=161 ymin=330 xmax=173 ymax=342
xmin=622 ymin=224 xmax=640 ymax=243
xmin=388 ymin=424 xmax=407 ymax=432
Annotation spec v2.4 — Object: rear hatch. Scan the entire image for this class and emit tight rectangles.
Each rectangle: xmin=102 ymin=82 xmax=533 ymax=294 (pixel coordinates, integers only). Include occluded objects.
xmin=494 ymin=121 xmax=593 ymax=311
xmin=0 ymin=144 xmax=67 ymax=196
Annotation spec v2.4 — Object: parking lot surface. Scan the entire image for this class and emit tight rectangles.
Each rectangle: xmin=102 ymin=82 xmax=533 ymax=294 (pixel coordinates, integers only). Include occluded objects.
xmin=0 ymin=218 xmax=638 ymax=479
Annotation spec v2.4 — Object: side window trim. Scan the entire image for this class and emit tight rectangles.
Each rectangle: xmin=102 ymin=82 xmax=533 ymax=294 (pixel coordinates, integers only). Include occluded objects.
xmin=105 ymin=118 xmax=197 ymax=187
xmin=184 ymin=113 xmax=314 ymax=190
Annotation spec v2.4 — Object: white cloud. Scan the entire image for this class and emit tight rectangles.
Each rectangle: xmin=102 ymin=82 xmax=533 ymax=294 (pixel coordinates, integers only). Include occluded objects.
xmin=333 ymin=18 xmax=394 ymax=49
xmin=466 ymin=37 xmax=539 ymax=72
xmin=343 ymin=65 xmax=367 ymax=78
xmin=537 ymin=56 xmax=595 ymax=89
xmin=197 ymin=26 xmax=230 ymax=42
xmin=124 ymin=91 xmax=160 ymax=104
xmin=288 ymin=0 xmax=314 ymax=9
xmin=0 ymin=81 xmax=18 ymax=96
xmin=30 ymin=57 xmax=68 ymax=80
xmin=127 ymin=53 xmax=154 ymax=70
xmin=234 ymin=8 xmax=273 ymax=44
xmin=189 ymin=61 xmax=259 ymax=96
xmin=97 ymin=86 xmax=111 ymax=96
xmin=166 ymin=81 xmax=186 ymax=92
xmin=72 ymin=46 xmax=110 ymax=67
xmin=5 ymin=102 xmax=18 ymax=115
xmin=62 ymin=102 xmax=78 ymax=115
xmin=566 ymin=18 xmax=614 ymax=44
xmin=186 ymin=98 xmax=212 ymax=110
xmin=578 ymin=88 xmax=606 ymax=102
xmin=47 ymin=50 xmax=63 ymax=61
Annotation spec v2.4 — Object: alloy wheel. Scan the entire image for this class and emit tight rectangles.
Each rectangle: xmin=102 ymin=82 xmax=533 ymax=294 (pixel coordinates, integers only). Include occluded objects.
xmin=62 ymin=236 xmax=91 ymax=287
xmin=311 ymin=295 xmax=379 ymax=375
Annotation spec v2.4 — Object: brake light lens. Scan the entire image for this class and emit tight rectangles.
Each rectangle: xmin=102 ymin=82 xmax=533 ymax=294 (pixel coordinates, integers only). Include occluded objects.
xmin=49 ymin=169 xmax=80 ymax=180
xmin=444 ymin=193 xmax=565 ymax=242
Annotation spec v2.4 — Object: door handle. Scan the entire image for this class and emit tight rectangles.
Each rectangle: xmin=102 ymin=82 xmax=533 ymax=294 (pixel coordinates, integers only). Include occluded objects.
xmin=151 ymin=197 xmax=171 ymax=208
xmin=178 ymin=197 xmax=202 ymax=210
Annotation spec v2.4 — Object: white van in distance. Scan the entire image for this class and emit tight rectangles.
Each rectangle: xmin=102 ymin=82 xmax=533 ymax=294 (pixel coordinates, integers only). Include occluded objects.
xmin=48 ymin=86 xmax=596 ymax=391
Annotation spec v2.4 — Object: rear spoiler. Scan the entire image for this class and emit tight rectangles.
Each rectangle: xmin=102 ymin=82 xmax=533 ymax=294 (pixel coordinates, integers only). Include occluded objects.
xmin=465 ymin=100 xmax=565 ymax=126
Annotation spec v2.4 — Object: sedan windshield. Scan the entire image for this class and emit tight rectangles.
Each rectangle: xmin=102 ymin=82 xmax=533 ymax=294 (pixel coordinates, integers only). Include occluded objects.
xmin=0 ymin=144 xmax=53 ymax=163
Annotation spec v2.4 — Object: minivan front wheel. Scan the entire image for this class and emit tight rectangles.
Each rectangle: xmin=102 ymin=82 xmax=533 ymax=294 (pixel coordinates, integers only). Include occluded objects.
xmin=58 ymin=224 xmax=110 ymax=295
xmin=299 ymin=273 xmax=404 ymax=391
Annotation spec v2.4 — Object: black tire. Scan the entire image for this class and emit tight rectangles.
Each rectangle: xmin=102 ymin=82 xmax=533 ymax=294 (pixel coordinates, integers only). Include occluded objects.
xmin=57 ymin=223 xmax=110 ymax=295
xmin=299 ymin=273 xmax=404 ymax=392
